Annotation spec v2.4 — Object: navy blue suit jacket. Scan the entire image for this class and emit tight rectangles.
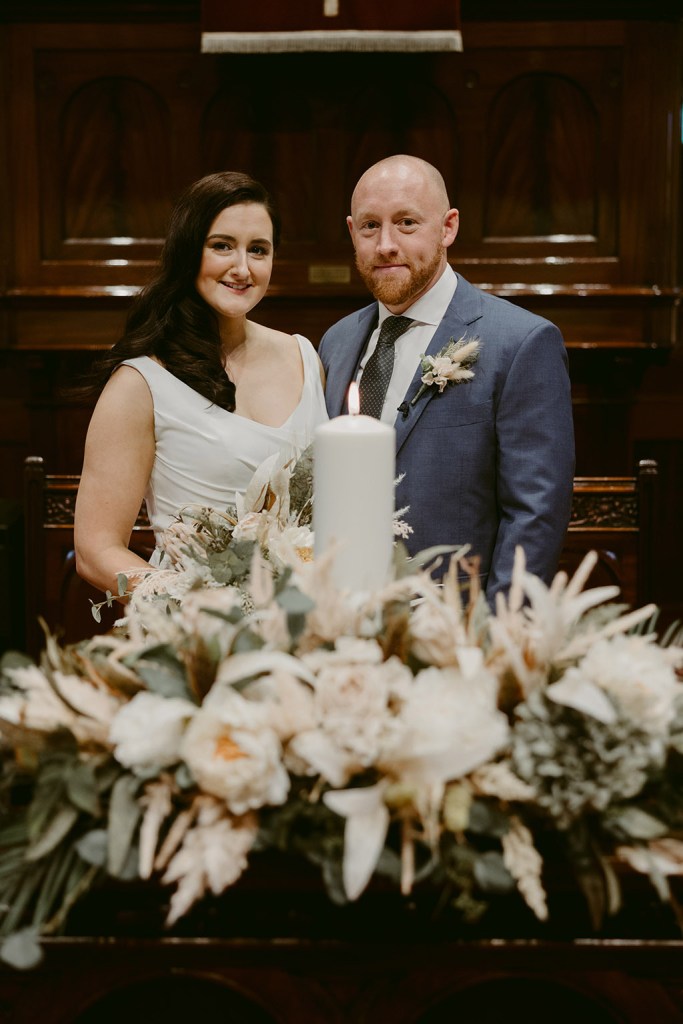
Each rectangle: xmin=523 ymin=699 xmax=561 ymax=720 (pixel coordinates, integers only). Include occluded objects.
xmin=318 ymin=273 xmax=575 ymax=602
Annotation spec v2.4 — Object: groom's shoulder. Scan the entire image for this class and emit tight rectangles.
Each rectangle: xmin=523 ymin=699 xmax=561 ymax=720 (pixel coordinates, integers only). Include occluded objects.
xmin=320 ymin=302 xmax=377 ymax=345
xmin=460 ymin=276 xmax=558 ymax=335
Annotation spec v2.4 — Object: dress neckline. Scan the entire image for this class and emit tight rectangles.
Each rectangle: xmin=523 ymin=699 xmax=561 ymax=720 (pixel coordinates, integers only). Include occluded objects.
xmin=137 ymin=335 xmax=309 ymax=432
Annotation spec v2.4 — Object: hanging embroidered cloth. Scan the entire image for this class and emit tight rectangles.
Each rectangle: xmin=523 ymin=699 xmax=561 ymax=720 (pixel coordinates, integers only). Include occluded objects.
xmin=200 ymin=0 xmax=463 ymax=53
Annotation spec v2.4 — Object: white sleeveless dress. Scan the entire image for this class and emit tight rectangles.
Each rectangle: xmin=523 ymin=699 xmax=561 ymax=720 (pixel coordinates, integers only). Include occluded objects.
xmin=121 ymin=335 xmax=328 ymax=549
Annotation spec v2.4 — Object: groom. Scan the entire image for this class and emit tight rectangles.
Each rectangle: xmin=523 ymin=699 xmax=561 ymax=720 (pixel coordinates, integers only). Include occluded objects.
xmin=318 ymin=155 xmax=575 ymax=603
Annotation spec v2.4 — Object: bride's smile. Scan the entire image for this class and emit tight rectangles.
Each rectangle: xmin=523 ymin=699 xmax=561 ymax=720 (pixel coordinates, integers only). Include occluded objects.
xmin=196 ymin=202 xmax=274 ymax=319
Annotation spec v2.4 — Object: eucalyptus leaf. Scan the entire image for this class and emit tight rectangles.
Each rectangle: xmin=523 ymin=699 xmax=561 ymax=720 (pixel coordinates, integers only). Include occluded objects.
xmin=609 ymin=807 xmax=669 ymax=841
xmin=174 ymin=763 xmax=195 ymax=790
xmin=26 ymin=805 xmax=79 ymax=862
xmin=0 ymin=819 xmax=30 ymax=848
xmin=96 ymin=758 xmax=123 ymax=795
xmin=473 ymin=851 xmax=515 ymax=895
xmin=320 ymin=856 xmax=347 ymax=906
xmin=566 ymin=824 xmax=606 ymax=930
xmin=65 ymin=762 xmax=101 ymax=817
xmin=391 ymin=541 xmax=414 ymax=580
xmin=108 ymin=774 xmax=141 ymax=878
xmin=32 ymin=844 xmax=78 ymax=927
xmin=232 ymin=629 xmax=265 ymax=654
xmin=410 ymin=543 xmax=467 ymax=571
xmin=599 ymin=851 xmax=623 ymax=917
xmin=373 ymin=846 xmax=402 ymax=883
xmin=286 ymin=612 xmax=307 ymax=643
xmin=207 ymin=542 xmax=253 ymax=584
xmin=276 ymin=587 xmax=314 ymax=615
xmin=75 ymin=829 xmax=109 ymax=867
xmin=119 ymin=845 xmax=140 ymax=881
xmin=1 ymin=863 xmax=48 ymax=934
xmin=131 ymin=648 xmax=192 ymax=701
xmin=202 ymin=606 xmax=244 ymax=626
xmin=468 ymin=799 xmax=510 ymax=838
xmin=0 ymin=851 xmax=27 ymax=882
xmin=0 ymin=651 xmax=35 ymax=672
xmin=0 ymin=927 xmax=43 ymax=970
xmin=28 ymin=774 xmax=66 ymax=842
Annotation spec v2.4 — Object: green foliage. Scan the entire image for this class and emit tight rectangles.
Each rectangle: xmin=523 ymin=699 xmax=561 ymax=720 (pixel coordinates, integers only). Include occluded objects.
xmin=206 ymin=540 xmax=254 ymax=585
xmin=123 ymin=644 xmax=194 ymax=701
xmin=288 ymin=443 xmax=314 ymax=524
xmin=107 ymin=774 xmax=141 ymax=877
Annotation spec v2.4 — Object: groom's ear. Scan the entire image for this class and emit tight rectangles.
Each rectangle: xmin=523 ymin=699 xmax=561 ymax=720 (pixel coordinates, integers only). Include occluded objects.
xmin=346 ymin=215 xmax=355 ymax=238
xmin=443 ymin=208 xmax=459 ymax=247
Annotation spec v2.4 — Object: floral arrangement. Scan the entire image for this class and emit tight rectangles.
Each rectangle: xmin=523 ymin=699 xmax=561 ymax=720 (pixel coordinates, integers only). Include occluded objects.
xmin=410 ymin=335 xmax=480 ymax=405
xmin=0 ymin=452 xmax=682 ymax=970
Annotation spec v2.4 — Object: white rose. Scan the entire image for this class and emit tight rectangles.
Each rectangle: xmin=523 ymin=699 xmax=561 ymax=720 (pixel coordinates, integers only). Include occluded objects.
xmin=110 ymin=691 xmax=196 ymax=772
xmin=289 ymin=654 xmax=411 ymax=785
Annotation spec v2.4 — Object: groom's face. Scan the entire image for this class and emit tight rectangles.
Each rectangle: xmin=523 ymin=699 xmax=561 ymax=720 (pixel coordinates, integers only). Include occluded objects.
xmin=347 ymin=165 xmax=459 ymax=314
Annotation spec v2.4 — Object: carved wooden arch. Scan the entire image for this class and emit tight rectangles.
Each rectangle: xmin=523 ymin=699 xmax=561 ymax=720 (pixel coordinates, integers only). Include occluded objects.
xmin=45 ymin=76 xmax=174 ymax=257
xmin=484 ymin=72 xmax=599 ymax=241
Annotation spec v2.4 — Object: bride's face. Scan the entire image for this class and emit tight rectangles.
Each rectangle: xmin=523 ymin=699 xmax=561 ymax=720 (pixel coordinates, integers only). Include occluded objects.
xmin=196 ymin=202 xmax=274 ymax=320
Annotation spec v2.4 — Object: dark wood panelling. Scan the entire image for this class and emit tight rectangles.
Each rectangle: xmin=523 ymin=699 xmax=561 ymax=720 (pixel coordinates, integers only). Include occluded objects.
xmin=4 ymin=20 xmax=681 ymax=305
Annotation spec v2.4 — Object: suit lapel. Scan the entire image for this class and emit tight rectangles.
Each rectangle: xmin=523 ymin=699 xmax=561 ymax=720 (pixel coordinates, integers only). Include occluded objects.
xmin=394 ymin=275 xmax=485 ymax=455
xmin=325 ymin=304 xmax=377 ymax=417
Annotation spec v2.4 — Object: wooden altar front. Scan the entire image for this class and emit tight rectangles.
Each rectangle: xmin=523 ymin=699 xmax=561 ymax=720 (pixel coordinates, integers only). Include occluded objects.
xmin=1 ymin=936 xmax=682 ymax=1022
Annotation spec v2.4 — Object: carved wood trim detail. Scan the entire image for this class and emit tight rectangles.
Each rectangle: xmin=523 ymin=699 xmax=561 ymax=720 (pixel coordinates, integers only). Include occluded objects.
xmin=42 ymin=476 xmax=150 ymax=529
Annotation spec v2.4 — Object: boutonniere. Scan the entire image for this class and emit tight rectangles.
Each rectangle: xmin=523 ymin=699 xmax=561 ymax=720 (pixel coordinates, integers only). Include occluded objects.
xmin=410 ymin=335 xmax=481 ymax=406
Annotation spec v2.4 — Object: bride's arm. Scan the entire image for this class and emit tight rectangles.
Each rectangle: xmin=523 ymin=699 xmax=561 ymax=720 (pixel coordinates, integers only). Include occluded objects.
xmin=74 ymin=365 xmax=156 ymax=597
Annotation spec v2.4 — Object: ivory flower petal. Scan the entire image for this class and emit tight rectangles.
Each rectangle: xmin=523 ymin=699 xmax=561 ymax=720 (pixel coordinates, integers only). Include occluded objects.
xmin=546 ymin=674 xmax=617 ymax=724
xmin=324 ymin=781 xmax=390 ymax=900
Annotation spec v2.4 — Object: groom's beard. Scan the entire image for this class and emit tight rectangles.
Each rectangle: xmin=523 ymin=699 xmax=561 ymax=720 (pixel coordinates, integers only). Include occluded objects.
xmin=354 ymin=245 xmax=445 ymax=308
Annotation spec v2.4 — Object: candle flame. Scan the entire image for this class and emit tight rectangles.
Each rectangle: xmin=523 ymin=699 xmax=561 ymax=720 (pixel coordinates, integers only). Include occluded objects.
xmin=348 ymin=381 xmax=360 ymax=416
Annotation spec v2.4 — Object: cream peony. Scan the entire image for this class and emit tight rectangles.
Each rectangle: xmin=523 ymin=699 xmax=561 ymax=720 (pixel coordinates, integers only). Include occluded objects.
xmin=380 ymin=665 xmax=510 ymax=794
xmin=180 ymin=687 xmax=289 ymax=814
xmin=266 ymin=524 xmax=314 ymax=571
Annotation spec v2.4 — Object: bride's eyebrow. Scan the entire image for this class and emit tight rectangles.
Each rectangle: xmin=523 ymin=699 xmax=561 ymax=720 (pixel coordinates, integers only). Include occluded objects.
xmin=206 ymin=233 xmax=272 ymax=246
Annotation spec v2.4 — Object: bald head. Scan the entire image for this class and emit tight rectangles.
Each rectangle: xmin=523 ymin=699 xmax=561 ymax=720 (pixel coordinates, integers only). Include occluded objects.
xmin=347 ymin=155 xmax=459 ymax=313
xmin=351 ymin=155 xmax=450 ymax=218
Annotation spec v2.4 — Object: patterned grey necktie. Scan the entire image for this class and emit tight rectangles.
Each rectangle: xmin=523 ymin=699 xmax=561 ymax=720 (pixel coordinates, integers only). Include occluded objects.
xmin=358 ymin=315 xmax=414 ymax=419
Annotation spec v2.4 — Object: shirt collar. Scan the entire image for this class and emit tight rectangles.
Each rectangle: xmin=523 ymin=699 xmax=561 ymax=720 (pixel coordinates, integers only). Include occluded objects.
xmin=378 ymin=264 xmax=457 ymax=328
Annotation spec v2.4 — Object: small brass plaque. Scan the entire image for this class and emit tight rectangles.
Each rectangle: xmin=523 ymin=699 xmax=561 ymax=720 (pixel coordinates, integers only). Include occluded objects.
xmin=308 ymin=264 xmax=351 ymax=285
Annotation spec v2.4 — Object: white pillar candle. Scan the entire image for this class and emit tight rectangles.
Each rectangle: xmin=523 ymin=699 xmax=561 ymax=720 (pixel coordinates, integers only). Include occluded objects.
xmin=313 ymin=386 xmax=396 ymax=591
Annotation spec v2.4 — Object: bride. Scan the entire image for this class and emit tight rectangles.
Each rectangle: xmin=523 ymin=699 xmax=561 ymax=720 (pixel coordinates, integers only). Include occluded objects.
xmin=74 ymin=171 xmax=328 ymax=597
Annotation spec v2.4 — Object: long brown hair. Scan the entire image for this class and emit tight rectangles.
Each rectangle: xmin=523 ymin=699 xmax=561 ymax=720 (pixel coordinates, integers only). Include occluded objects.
xmin=77 ymin=171 xmax=281 ymax=411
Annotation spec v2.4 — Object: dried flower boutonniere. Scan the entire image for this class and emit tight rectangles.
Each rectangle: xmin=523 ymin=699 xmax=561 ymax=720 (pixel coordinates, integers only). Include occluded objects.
xmin=410 ymin=335 xmax=481 ymax=406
